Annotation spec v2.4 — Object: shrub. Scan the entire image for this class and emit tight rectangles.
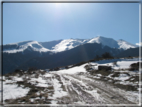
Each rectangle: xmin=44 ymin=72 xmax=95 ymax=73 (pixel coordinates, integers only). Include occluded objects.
xmin=98 ymin=66 xmax=112 ymax=71
xmin=65 ymin=66 xmax=68 ymax=69
xmin=129 ymin=62 xmax=142 ymax=71
xmin=111 ymin=72 xmax=120 ymax=77
xmin=28 ymin=67 xmax=37 ymax=72
xmin=84 ymin=65 xmax=92 ymax=71
xmin=101 ymin=52 xmax=113 ymax=59
xmin=14 ymin=69 xmax=21 ymax=73
xmin=54 ymin=67 xmax=59 ymax=71
xmin=126 ymin=75 xmax=139 ymax=82
xmin=97 ymin=69 xmax=111 ymax=76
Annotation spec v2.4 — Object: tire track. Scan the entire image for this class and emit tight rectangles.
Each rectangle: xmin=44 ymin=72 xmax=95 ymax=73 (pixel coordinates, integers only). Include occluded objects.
xmin=70 ymin=74 xmax=135 ymax=104
xmin=50 ymin=72 xmax=136 ymax=104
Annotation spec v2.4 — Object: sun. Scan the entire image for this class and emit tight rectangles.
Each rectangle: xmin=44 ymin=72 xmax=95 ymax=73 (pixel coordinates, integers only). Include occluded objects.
xmin=55 ymin=3 xmax=60 ymax=6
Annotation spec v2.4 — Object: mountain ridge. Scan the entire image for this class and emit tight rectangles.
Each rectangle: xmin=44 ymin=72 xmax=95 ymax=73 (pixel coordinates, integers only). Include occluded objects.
xmin=3 ymin=36 xmax=137 ymax=54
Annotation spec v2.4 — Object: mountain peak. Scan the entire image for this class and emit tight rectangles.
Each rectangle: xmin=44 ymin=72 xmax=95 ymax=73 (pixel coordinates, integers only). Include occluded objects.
xmin=97 ymin=36 xmax=103 ymax=38
xmin=88 ymin=36 xmax=119 ymax=48
xmin=118 ymin=39 xmax=124 ymax=41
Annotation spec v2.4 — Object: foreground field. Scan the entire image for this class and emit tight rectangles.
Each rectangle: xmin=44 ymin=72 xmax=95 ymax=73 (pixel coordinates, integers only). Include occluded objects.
xmin=0 ymin=58 xmax=141 ymax=106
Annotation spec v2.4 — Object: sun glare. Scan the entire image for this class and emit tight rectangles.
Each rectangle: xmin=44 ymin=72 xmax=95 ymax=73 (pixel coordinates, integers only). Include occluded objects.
xmin=55 ymin=3 xmax=60 ymax=6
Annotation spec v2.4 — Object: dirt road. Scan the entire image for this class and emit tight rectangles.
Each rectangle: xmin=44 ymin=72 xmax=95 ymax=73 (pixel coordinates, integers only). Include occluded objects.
xmin=48 ymin=72 xmax=139 ymax=105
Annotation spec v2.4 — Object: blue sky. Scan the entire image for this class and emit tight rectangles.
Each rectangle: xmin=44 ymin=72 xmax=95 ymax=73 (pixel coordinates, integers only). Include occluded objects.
xmin=3 ymin=3 xmax=139 ymax=45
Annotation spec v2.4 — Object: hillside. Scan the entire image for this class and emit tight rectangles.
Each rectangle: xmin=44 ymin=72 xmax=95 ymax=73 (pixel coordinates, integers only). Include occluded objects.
xmin=0 ymin=57 xmax=141 ymax=105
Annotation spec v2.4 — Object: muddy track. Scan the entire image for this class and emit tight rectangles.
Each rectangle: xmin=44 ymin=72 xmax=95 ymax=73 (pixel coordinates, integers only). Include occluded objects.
xmin=70 ymin=74 xmax=133 ymax=104
xmin=50 ymin=72 xmax=136 ymax=104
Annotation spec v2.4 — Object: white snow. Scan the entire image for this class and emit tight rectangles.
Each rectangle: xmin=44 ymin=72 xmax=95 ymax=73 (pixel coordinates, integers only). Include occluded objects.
xmin=30 ymin=98 xmax=34 ymax=102
xmin=125 ymin=91 xmax=140 ymax=103
xmin=88 ymin=36 xmax=100 ymax=44
xmin=96 ymin=74 xmax=102 ymax=77
xmin=62 ymin=74 xmax=102 ymax=102
xmin=92 ymin=58 xmax=140 ymax=70
xmin=117 ymin=39 xmax=137 ymax=50
xmin=56 ymin=64 xmax=87 ymax=74
xmin=13 ymin=77 xmax=23 ymax=81
xmin=114 ymin=74 xmax=130 ymax=81
xmin=86 ymin=89 xmax=100 ymax=100
xmin=114 ymin=61 xmax=138 ymax=69
xmin=29 ymin=76 xmax=49 ymax=87
xmin=87 ymin=36 xmax=137 ymax=50
xmin=48 ymin=77 xmax=68 ymax=103
xmin=44 ymin=73 xmax=53 ymax=77
xmin=50 ymin=100 xmax=58 ymax=104
xmin=1 ymin=82 xmax=29 ymax=101
xmin=52 ymin=39 xmax=85 ymax=52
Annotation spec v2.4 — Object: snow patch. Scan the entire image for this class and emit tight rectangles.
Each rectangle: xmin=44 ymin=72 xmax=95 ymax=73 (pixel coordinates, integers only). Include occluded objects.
xmin=114 ymin=74 xmax=130 ymax=81
xmin=30 ymin=76 xmax=49 ymax=87
xmin=56 ymin=64 xmax=87 ymax=74
xmin=1 ymin=82 xmax=29 ymax=101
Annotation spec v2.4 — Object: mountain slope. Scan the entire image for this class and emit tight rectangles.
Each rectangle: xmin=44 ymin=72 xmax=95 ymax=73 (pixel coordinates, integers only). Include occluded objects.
xmin=39 ymin=39 xmax=63 ymax=50
xmin=3 ymin=49 xmax=52 ymax=74
xmin=16 ymin=43 xmax=121 ymax=71
xmin=117 ymin=47 xmax=139 ymax=57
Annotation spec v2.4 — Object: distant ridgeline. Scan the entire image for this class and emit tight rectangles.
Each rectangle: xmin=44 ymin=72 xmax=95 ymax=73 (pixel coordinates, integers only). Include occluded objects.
xmin=2 ymin=36 xmax=139 ymax=74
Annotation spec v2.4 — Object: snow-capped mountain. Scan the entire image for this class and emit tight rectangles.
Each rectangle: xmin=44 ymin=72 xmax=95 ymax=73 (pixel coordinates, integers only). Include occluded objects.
xmin=3 ymin=36 xmax=137 ymax=53
xmin=87 ymin=36 xmax=138 ymax=50
xmin=49 ymin=36 xmax=137 ymax=52
xmin=117 ymin=39 xmax=137 ymax=50
xmin=3 ymin=41 xmax=50 ymax=53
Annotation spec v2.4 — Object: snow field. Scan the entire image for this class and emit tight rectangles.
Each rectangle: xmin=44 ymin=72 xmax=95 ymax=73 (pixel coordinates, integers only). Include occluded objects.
xmin=1 ymin=82 xmax=29 ymax=102
xmin=92 ymin=58 xmax=140 ymax=70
